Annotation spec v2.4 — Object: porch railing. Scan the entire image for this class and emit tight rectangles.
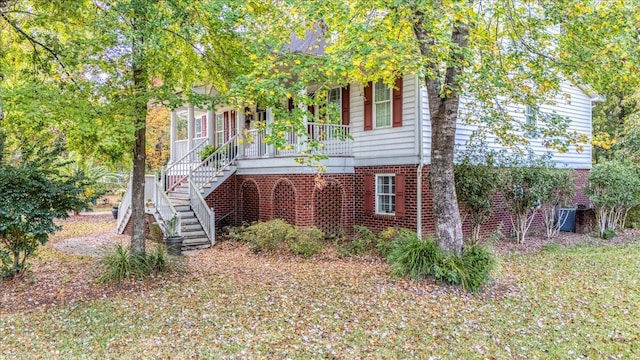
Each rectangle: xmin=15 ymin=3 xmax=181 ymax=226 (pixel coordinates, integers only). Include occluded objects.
xmin=189 ymin=178 xmax=215 ymax=245
xmin=154 ymin=178 xmax=181 ymax=236
xmin=174 ymin=137 xmax=208 ymax=162
xmin=164 ymin=137 xmax=209 ymax=192
xmin=241 ymin=124 xmax=351 ymax=159
xmin=190 ymin=134 xmax=240 ymax=191
xmin=116 ymin=177 xmax=133 ymax=234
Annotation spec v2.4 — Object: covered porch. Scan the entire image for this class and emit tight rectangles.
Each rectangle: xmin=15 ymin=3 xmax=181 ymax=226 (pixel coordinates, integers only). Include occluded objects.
xmin=169 ymin=106 xmax=352 ymax=163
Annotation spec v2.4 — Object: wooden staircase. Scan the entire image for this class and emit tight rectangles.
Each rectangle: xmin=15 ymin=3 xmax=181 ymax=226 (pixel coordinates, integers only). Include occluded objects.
xmin=166 ymin=183 xmax=211 ymax=249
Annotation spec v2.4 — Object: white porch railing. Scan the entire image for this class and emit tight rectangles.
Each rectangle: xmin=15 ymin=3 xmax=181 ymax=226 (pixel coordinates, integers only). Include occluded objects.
xmin=241 ymin=124 xmax=351 ymax=159
xmin=154 ymin=178 xmax=181 ymax=236
xmin=116 ymin=177 xmax=133 ymax=234
xmin=164 ymin=138 xmax=209 ymax=192
xmin=174 ymin=137 xmax=208 ymax=162
xmin=189 ymin=179 xmax=215 ymax=246
xmin=191 ymin=134 xmax=240 ymax=191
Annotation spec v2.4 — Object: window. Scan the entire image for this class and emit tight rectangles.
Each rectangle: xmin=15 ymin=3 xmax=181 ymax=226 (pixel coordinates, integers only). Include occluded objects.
xmin=373 ymin=81 xmax=391 ymax=128
xmin=216 ymin=113 xmax=224 ymax=146
xmin=326 ymin=88 xmax=341 ymax=123
xmin=195 ymin=116 xmax=203 ymax=138
xmin=525 ymin=106 xmax=536 ymax=136
xmin=201 ymin=115 xmax=207 ymax=138
xmin=376 ymin=174 xmax=395 ymax=215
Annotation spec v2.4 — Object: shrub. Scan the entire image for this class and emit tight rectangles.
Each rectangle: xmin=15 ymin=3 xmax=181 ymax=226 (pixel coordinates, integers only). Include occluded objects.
xmin=98 ymin=244 xmax=171 ymax=283
xmin=538 ymin=169 xmax=575 ymax=240
xmin=586 ymin=161 xmax=640 ymax=238
xmin=287 ymin=226 xmax=324 ymax=257
xmin=455 ymin=154 xmax=501 ymax=244
xmin=199 ymin=145 xmax=218 ymax=161
xmin=377 ymin=227 xmax=414 ymax=258
xmin=236 ymin=219 xmax=295 ymax=253
xmin=387 ymin=232 xmax=496 ymax=291
xmin=337 ymin=225 xmax=378 ymax=256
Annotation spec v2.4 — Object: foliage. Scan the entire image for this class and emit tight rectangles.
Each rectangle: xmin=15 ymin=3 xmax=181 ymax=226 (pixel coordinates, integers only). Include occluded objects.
xmin=586 ymin=161 xmax=640 ymax=237
xmin=0 ymin=137 xmax=91 ymax=279
xmin=199 ymin=145 xmax=219 ymax=161
xmin=387 ymin=232 xmax=496 ymax=291
xmin=286 ymin=226 xmax=324 ymax=258
xmin=146 ymin=107 xmax=170 ymax=171
xmin=164 ymin=216 xmax=181 ymax=238
xmin=240 ymin=219 xmax=296 ymax=253
xmin=501 ymin=153 xmax=562 ymax=243
xmin=454 ymin=151 xmax=502 ymax=244
xmin=98 ymin=244 xmax=170 ymax=283
xmin=538 ymin=169 xmax=576 ymax=240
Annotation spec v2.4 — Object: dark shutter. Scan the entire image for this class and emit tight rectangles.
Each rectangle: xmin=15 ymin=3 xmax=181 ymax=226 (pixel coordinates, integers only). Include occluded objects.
xmin=341 ymin=85 xmax=350 ymax=126
xmin=223 ymin=111 xmax=229 ymax=142
xmin=288 ymin=98 xmax=294 ymax=112
xmin=395 ymin=174 xmax=405 ymax=218
xmin=364 ymin=82 xmax=372 ymax=131
xmin=364 ymin=173 xmax=374 ymax=215
xmin=201 ymin=115 xmax=207 ymax=137
xmin=392 ymin=77 xmax=403 ymax=128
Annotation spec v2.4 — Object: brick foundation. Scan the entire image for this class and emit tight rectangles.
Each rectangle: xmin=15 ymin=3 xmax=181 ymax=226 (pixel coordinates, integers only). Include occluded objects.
xmin=199 ymin=166 xmax=589 ymax=240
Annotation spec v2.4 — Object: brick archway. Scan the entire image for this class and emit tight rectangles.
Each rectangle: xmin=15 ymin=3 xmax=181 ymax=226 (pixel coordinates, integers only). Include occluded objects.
xmin=314 ymin=179 xmax=343 ymax=237
xmin=240 ymin=179 xmax=260 ymax=224
xmin=273 ymin=179 xmax=296 ymax=225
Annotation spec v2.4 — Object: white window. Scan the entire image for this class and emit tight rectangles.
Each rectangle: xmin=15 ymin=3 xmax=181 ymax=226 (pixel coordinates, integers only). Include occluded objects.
xmin=525 ymin=106 xmax=536 ymax=136
xmin=195 ymin=116 xmax=203 ymax=138
xmin=216 ymin=113 xmax=224 ymax=145
xmin=376 ymin=174 xmax=395 ymax=215
xmin=373 ymin=81 xmax=391 ymax=128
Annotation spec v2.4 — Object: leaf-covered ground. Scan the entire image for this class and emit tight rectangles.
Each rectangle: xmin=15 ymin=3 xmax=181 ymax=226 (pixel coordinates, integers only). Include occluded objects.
xmin=1 ymin=218 xmax=639 ymax=359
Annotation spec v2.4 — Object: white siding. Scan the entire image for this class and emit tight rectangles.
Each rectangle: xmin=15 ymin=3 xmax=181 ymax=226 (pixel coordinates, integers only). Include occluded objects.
xmin=352 ymin=74 xmax=420 ymax=166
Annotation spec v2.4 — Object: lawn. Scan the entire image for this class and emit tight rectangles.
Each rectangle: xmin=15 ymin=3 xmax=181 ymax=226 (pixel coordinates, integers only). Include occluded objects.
xmin=1 ymin=218 xmax=639 ymax=359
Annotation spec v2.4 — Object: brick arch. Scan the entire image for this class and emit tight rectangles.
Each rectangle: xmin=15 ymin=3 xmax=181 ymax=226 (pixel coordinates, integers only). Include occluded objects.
xmin=314 ymin=178 xmax=344 ymax=237
xmin=240 ymin=179 xmax=260 ymax=224
xmin=272 ymin=178 xmax=296 ymax=225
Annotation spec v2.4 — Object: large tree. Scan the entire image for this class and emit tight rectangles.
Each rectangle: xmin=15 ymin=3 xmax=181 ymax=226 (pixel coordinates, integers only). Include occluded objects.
xmin=1 ymin=0 xmax=249 ymax=255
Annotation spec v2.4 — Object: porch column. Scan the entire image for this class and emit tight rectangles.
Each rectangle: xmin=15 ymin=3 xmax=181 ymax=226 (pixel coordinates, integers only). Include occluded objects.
xmin=266 ymin=107 xmax=274 ymax=157
xmin=298 ymin=89 xmax=308 ymax=154
xmin=169 ymin=110 xmax=177 ymax=163
xmin=187 ymin=105 xmax=195 ymax=153
xmin=237 ymin=109 xmax=245 ymax=158
xmin=207 ymin=109 xmax=215 ymax=146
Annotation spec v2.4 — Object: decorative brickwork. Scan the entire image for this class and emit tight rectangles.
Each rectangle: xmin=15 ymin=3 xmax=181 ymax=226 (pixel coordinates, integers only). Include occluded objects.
xmin=273 ymin=179 xmax=296 ymax=225
xmin=239 ymin=179 xmax=260 ymax=224
xmin=314 ymin=178 xmax=344 ymax=237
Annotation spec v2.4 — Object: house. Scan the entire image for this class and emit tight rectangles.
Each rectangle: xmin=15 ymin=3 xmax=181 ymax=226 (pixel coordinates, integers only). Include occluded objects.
xmin=116 ymin=71 xmax=597 ymax=249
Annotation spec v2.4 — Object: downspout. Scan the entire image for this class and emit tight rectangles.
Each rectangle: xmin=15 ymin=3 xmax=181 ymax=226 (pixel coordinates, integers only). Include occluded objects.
xmin=416 ymin=75 xmax=424 ymax=240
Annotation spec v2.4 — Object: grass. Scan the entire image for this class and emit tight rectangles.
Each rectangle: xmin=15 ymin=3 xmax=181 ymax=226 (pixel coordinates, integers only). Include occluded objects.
xmin=2 ymin=233 xmax=639 ymax=358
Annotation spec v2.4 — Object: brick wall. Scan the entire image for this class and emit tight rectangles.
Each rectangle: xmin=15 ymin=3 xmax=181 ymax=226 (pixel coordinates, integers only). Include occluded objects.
xmin=204 ymin=174 xmax=237 ymax=228
xmin=235 ymin=173 xmax=354 ymax=234
xmin=239 ymin=179 xmax=260 ymax=224
xmin=273 ymin=179 xmax=296 ymax=225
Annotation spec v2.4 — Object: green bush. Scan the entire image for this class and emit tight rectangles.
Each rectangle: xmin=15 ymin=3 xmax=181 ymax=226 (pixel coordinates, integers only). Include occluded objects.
xmin=386 ymin=232 xmax=496 ymax=291
xmin=242 ymin=219 xmax=295 ymax=253
xmin=377 ymin=227 xmax=415 ymax=258
xmin=199 ymin=145 xmax=219 ymax=161
xmin=287 ymin=226 xmax=325 ymax=257
xmin=98 ymin=244 xmax=171 ymax=283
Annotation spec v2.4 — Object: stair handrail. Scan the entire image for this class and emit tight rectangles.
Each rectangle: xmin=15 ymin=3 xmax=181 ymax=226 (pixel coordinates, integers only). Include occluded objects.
xmin=190 ymin=134 xmax=240 ymax=191
xmin=164 ymin=138 xmax=209 ymax=193
xmin=188 ymin=177 xmax=215 ymax=246
xmin=116 ymin=176 xmax=133 ymax=233
xmin=154 ymin=177 xmax=181 ymax=236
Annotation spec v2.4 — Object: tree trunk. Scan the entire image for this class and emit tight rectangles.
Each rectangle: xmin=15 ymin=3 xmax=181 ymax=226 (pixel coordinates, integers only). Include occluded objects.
xmin=428 ymin=93 xmax=464 ymax=255
xmin=413 ymin=7 xmax=472 ymax=256
xmin=130 ymin=4 xmax=146 ymax=256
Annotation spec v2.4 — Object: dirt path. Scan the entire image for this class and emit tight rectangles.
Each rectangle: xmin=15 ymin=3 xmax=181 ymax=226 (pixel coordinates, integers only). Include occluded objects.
xmin=52 ymin=229 xmax=129 ymax=257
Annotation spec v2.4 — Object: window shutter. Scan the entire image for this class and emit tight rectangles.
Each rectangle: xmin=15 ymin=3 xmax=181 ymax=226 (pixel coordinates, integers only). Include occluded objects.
xmin=392 ymin=77 xmax=403 ymax=128
xmin=224 ymin=111 xmax=229 ymax=142
xmin=288 ymin=98 xmax=294 ymax=112
xmin=395 ymin=174 xmax=405 ymax=218
xmin=201 ymin=115 xmax=207 ymax=137
xmin=341 ymin=85 xmax=350 ymax=126
xmin=364 ymin=82 xmax=372 ymax=131
xmin=364 ymin=173 xmax=374 ymax=215
xmin=309 ymin=105 xmax=315 ymax=118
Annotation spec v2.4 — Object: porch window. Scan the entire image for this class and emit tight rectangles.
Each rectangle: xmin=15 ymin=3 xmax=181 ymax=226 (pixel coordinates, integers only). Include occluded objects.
xmin=376 ymin=174 xmax=395 ymax=215
xmin=216 ymin=113 xmax=224 ymax=146
xmin=326 ymin=88 xmax=341 ymax=123
xmin=195 ymin=116 xmax=202 ymax=138
xmin=373 ymin=81 xmax=391 ymax=128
